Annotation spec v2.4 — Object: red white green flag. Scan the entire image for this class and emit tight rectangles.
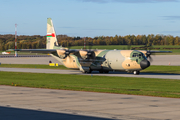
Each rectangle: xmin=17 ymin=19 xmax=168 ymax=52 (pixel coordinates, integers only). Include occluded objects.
xmin=47 ymin=33 xmax=55 ymax=37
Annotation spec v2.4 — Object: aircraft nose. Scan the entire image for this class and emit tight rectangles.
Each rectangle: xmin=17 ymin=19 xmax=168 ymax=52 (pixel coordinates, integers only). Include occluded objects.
xmin=140 ymin=59 xmax=150 ymax=69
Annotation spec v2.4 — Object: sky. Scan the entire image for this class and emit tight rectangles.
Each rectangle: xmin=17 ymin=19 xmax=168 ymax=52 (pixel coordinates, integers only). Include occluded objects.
xmin=0 ymin=0 xmax=180 ymax=37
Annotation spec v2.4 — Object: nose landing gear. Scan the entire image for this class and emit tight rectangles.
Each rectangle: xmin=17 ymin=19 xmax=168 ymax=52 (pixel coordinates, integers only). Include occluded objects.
xmin=133 ymin=71 xmax=140 ymax=75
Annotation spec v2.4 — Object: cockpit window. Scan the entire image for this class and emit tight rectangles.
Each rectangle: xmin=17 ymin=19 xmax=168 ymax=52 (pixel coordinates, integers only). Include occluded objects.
xmin=132 ymin=53 xmax=139 ymax=57
xmin=132 ymin=53 xmax=146 ymax=59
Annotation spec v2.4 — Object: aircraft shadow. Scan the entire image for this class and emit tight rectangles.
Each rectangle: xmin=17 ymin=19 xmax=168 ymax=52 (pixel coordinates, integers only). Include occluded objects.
xmin=89 ymin=71 xmax=180 ymax=76
xmin=0 ymin=106 xmax=113 ymax=120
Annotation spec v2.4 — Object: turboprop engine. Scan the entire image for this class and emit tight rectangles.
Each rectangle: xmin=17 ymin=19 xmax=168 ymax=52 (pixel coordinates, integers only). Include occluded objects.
xmin=79 ymin=50 xmax=96 ymax=60
xmin=56 ymin=49 xmax=77 ymax=59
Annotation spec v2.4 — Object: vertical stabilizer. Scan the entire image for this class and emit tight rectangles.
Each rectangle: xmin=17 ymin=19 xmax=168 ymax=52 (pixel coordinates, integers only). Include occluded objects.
xmin=46 ymin=18 xmax=59 ymax=49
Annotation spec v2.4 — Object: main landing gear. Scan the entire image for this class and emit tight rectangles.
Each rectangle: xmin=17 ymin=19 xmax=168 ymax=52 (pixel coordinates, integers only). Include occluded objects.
xmin=133 ymin=71 xmax=140 ymax=75
xmin=83 ymin=70 xmax=109 ymax=74
xmin=83 ymin=70 xmax=92 ymax=73
xmin=99 ymin=70 xmax=109 ymax=73
xmin=82 ymin=68 xmax=92 ymax=73
xmin=83 ymin=69 xmax=139 ymax=75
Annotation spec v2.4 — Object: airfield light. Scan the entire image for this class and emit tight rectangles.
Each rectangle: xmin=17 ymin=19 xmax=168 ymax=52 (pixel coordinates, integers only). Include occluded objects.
xmin=15 ymin=24 xmax=18 ymax=57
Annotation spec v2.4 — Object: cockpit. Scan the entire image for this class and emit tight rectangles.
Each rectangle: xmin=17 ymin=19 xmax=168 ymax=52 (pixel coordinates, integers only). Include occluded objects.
xmin=132 ymin=53 xmax=146 ymax=59
xmin=130 ymin=51 xmax=150 ymax=70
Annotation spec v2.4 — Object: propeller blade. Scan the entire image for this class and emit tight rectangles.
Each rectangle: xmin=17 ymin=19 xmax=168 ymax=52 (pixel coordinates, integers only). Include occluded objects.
xmin=57 ymin=48 xmax=78 ymax=59
xmin=149 ymin=55 xmax=153 ymax=62
xmin=127 ymin=44 xmax=131 ymax=50
xmin=146 ymin=50 xmax=153 ymax=62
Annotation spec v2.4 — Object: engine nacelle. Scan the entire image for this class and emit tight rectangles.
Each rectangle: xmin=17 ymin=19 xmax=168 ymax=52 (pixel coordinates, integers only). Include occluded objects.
xmin=79 ymin=50 xmax=95 ymax=60
xmin=79 ymin=50 xmax=88 ymax=59
xmin=57 ymin=49 xmax=67 ymax=59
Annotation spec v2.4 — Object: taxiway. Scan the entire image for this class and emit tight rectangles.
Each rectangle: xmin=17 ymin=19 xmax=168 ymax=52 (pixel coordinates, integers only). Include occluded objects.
xmin=0 ymin=67 xmax=180 ymax=80
xmin=1 ymin=85 xmax=180 ymax=120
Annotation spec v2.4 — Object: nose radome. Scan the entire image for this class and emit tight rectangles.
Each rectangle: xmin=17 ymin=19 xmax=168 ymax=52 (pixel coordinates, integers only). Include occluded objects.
xmin=140 ymin=60 xmax=150 ymax=69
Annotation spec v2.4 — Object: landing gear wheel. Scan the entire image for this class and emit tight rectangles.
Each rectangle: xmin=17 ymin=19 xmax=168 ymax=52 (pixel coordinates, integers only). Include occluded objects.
xmin=133 ymin=71 xmax=140 ymax=75
xmin=99 ymin=70 xmax=103 ymax=73
xmin=87 ymin=68 xmax=92 ymax=73
xmin=82 ymin=71 xmax=88 ymax=74
xmin=104 ymin=71 xmax=109 ymax=73
xmin=87 ymin=70 xmax=92 ymax=73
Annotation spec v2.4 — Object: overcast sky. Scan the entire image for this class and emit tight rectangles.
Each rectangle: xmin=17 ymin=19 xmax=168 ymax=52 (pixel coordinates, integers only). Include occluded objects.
xmin=0 ymin=0 xmax=180 ymax=37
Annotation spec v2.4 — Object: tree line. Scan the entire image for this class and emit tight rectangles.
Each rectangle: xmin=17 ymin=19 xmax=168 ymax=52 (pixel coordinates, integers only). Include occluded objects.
xmin=0 ymin=34 xmax=180 ymax=51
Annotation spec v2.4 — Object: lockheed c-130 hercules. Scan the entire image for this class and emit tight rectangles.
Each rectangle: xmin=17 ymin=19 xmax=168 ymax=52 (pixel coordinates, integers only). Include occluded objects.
xmin=10 ymin=18 xmax=172 ymax=75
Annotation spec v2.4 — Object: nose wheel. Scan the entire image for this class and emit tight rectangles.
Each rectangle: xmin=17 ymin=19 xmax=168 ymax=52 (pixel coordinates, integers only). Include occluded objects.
xmin=133 ymin=71 xmax=140 ymax=75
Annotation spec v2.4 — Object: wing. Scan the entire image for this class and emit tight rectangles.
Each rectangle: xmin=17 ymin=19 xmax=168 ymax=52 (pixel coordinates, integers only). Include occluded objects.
xmin=148 ymin=50 xmax=172 ymax=53
xmin=8 ymin=49 xmax=57 ymax=54
xmin=140 ymin=50 xmax=172 ymax=54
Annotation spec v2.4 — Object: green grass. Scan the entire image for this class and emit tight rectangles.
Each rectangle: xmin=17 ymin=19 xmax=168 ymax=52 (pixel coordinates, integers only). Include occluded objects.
xmin=142 ymin=65 xmax=180 ymax=74
xmin=0 ymin=71 xmax=180 ymax=98
xmin=1 ymin=64 xmax=180 ymax=74
xmin=0 ymin=64 xmax=69 ymax=70
xmin=71 ymin=45 xmax=180 ymax=54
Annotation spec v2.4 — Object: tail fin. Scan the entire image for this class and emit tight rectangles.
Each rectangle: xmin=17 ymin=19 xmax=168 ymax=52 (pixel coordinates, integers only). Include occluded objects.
xmin=46 ymin=18 xmax=59 ymax=49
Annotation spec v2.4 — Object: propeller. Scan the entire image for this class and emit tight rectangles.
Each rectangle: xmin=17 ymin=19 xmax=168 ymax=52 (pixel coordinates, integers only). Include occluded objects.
xmin=146 ymin=50 xmax=153 ymax=61
xmin=86 ymin=50 xmax=95 ymax=60
xmin=127 ymin=44 xmax=131 ymax=50
xmin=127 ymin=44 xmax=136 ymax=50
xmin=57 ymin=49 xmax=70 ymax=59
xmin=144 ymin=43 xmax=153 ymax=62
xmin=57 ymin=42 xmax=78 ymax=59
xmin=79 ymin=42 xmax=96 ymax=60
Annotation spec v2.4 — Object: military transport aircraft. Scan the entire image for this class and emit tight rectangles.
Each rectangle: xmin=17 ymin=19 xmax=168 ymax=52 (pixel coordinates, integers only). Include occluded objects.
xmin=10 ymin=18 xmax=172 ymax=75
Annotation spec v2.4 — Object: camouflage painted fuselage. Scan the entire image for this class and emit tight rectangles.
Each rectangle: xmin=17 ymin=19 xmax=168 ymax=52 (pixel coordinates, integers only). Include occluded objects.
xmin=51 ymin=49 xmax=148 ymax=72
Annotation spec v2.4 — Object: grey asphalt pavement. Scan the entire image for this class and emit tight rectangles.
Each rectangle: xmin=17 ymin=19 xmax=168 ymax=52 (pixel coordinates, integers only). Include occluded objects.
xmin=151 ymin=55 xmax=180 ymax=66
xmin=0 ymin=67 xmax=180 ymax=80
xmin=1 ymin=86 xmax=180 ymax=120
